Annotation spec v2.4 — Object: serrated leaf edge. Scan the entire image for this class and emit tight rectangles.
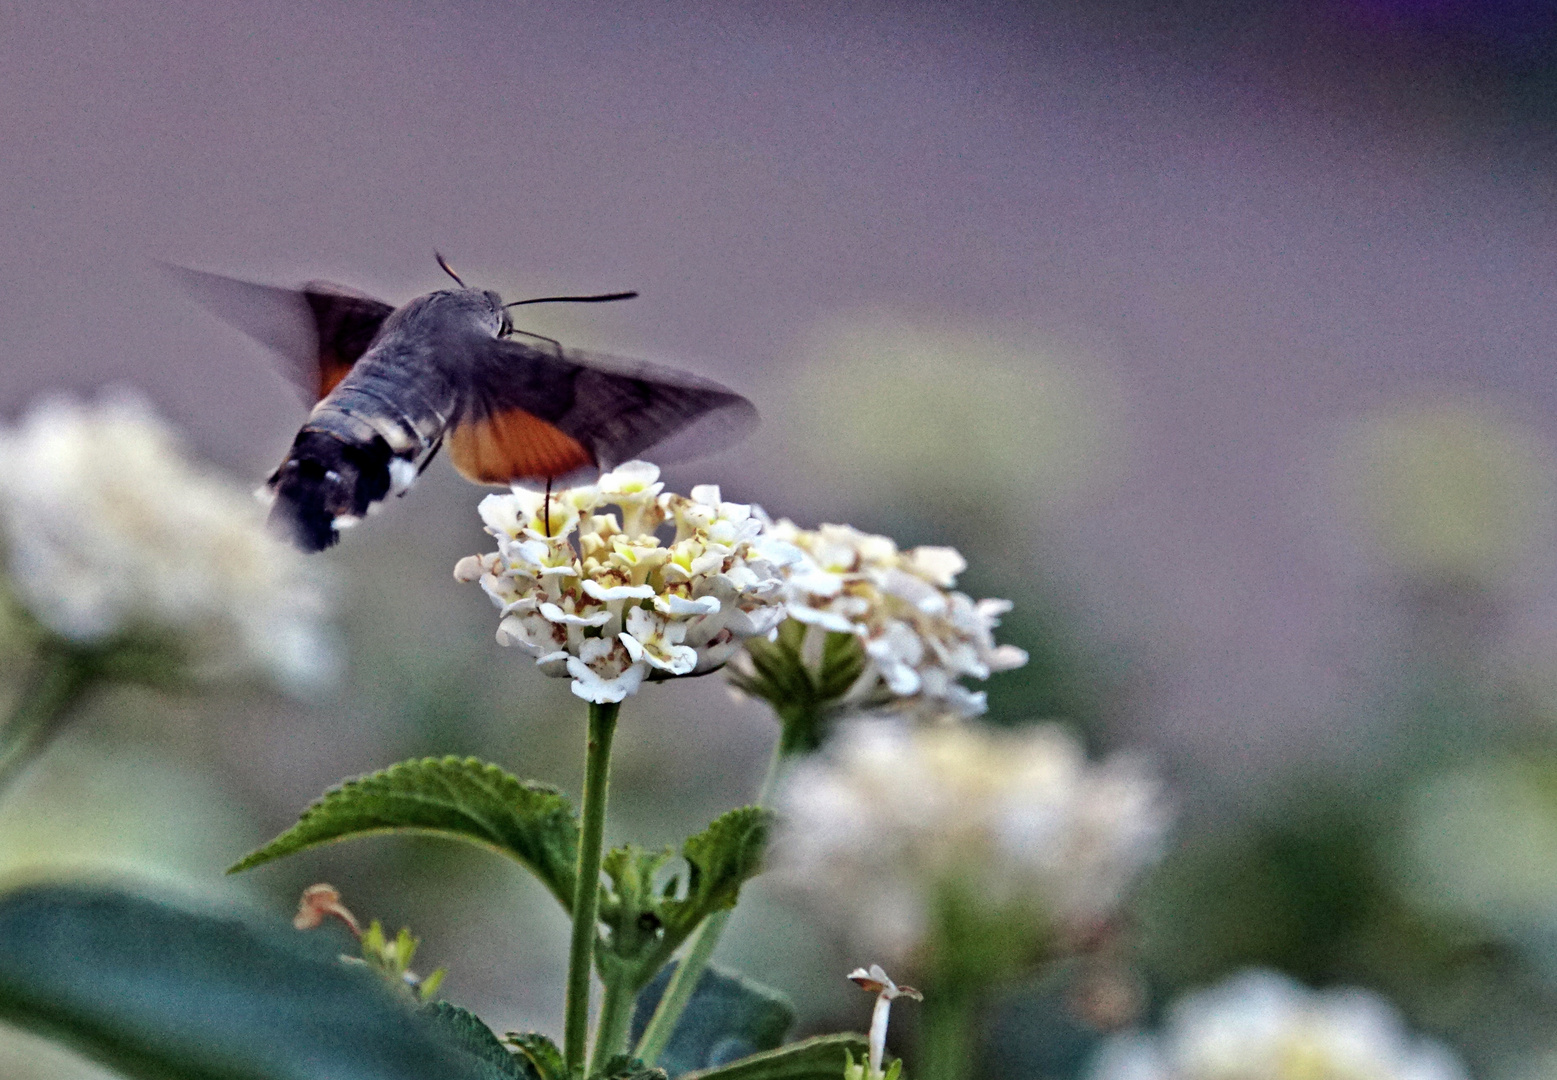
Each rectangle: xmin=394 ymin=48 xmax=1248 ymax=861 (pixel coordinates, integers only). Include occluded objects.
xmin=228 ymin=756 xmax=578 ymax=907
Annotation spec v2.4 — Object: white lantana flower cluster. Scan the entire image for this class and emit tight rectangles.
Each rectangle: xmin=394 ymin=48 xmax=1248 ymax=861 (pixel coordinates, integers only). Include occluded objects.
xmin=774 ymin=721 xmax=1167 ymax=971
xmin=1088 ymin=970 xmax=1468 ymax=1080
xmin=456 ymin=462 xmax=790 ymax=704
xmin=0 ymin=393 xmax=336 ymax=689
xmin=763 ymin=521 xmax=1028 ymax=718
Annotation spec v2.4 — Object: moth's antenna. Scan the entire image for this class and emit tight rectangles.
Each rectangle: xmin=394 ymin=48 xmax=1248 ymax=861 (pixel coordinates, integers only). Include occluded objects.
xmin=434 ymin=252 xmax=468 ymax=288
xmin=505 ymin=291 xmax=638 ymax=309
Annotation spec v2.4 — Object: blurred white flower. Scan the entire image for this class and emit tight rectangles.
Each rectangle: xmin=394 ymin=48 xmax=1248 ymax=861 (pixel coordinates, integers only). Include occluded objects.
xmin=737 ymin=522 xmax=1027 ymax=721
xmin=791 ymin=316 xmax=1126 ymax=507
xmin=1088 ymin=970 xmax=1467 ymax=1080
xmin=455 ymin=461 xmax=790 ymax=703
xmin=1332 ymin=399 xmax=1556 ymax=589
xmin=774 ymin=721 xmax=1167 ymax=972
xmin=0 ymin=392 xmax=336 ymax=689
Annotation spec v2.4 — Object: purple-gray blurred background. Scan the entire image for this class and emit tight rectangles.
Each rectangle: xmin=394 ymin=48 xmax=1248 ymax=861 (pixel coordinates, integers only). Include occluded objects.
xmin=7 ymin=1 xmax=1557 ymax=1076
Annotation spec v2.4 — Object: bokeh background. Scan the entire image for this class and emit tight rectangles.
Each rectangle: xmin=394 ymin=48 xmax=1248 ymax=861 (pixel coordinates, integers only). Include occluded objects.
xmin=6 ymin=0 xmax=1557 ymax=1076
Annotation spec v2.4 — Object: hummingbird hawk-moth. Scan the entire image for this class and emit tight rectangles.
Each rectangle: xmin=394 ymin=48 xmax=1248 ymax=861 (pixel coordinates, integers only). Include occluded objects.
xmin=166 ymin=259 xmax=757 ymax=552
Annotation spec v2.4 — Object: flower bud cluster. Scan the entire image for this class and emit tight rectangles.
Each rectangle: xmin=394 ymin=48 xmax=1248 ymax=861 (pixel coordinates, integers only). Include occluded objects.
xmin=756 ymin=521 xmax=1028 ymax=719
xmin=775 ymin=721 xmax=1166 ymax=978
xmin=456 ymin=462 xmax=791 ymax=703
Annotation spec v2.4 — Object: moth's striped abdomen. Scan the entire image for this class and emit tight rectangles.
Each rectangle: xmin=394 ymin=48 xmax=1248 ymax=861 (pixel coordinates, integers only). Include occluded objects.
xmin=266 ymin=305 xmax=467 ymax=550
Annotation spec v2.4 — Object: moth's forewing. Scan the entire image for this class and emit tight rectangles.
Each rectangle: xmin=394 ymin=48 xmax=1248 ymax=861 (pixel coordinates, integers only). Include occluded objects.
xmin=564 ymin=351 xmax=758 ymax=467
xmin=446 ymin=337 xmax=758 ymax=484
xmin=160 ymin=263 xmax=393 ymax=402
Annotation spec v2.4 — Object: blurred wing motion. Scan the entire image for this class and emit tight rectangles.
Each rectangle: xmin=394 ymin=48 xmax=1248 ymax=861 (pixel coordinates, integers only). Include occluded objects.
xmin=166 ymin=262 xmax=759 ymax=550
xmin=159 ymin=263 xmax=393 ymax=401
xmin=448 ymin=338 xmax=759 ymax=484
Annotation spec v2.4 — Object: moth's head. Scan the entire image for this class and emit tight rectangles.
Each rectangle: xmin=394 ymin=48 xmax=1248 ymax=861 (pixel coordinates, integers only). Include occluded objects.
xmin=432 ymin=252 xmax=508 ymax=337
xmin=475 ymin=289 xmax=507 ymax=336
xmin=407 ymin=287 xmax=506 ymax=337
xmin=432 ymin=250 xmax=639 ymax=339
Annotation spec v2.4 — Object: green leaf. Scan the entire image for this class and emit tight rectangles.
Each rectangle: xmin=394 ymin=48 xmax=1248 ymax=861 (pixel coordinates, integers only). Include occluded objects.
xmin=422 ymin=1001 xmax=539 ymax=1080
xmin=631 ymin=963 xmax=793 ymax=1077
xmin=681 ymin=1035 xmax=871 ymax=1080
xmin=419 ymin=967 xmax=447 ymax=1002
xmin=229 ymin=756 xmax=580 ymax=907
xmin=595 ymin=1052 xmax=669 ymax=1079
xmin=0 ymin=882 xmax=506 ymax=1080
xmin=665 ymin=807 xmax=770 ymax=938
xmin=598 ymin=810 xmax=772 ymax=986
xmin=600 ymin=845 xmax=674 ymax=922
xmin=506 ymin=1032 xmax=567 ymax=1080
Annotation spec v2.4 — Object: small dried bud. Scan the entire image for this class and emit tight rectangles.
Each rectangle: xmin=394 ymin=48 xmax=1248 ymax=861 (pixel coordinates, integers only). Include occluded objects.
xmin=848 ymin=964 xmax=920 ymax=1077
xmin=293 ymin=883 xmax=361 ymax=937
xmin=848 ymin=963 xmax=921 ymax=1001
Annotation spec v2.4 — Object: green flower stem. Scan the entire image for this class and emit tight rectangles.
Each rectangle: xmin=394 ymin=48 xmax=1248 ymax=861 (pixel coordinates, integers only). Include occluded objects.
xmin=919 ymin=988 xmax=976 ymax=1080
xmin=0 ymin=650 xmax=93 ymax=797
xmin=589 ymin=967 xmax=637 ymax=1068
xmin=565 ymin=699 xmax=620 ymax=1079
xmin=634 ymin=905 xmax=727 ymax=1066
xmin=775 ymin=702 xmax=824 ymax=759
xmin=635 ymin=731 xmax=791 ymax=1065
